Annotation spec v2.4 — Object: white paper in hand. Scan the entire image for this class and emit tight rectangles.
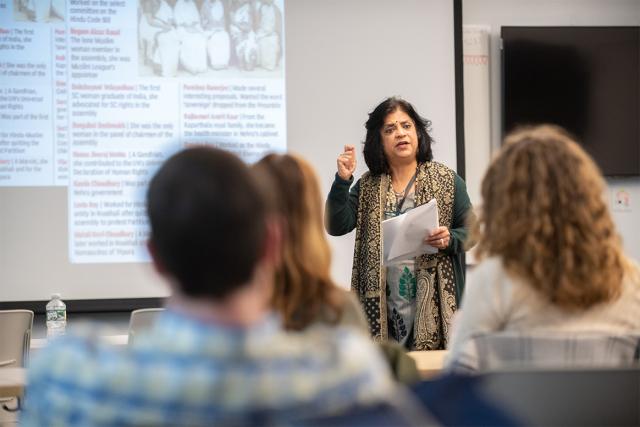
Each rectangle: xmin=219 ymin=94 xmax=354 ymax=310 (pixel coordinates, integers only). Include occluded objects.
xmin=382 ymin=199 xmax=439 ymax=265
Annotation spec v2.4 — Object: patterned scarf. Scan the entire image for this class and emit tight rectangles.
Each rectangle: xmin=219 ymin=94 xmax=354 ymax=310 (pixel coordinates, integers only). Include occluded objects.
xmin=351 ymin=161 xmax=458 ymax=350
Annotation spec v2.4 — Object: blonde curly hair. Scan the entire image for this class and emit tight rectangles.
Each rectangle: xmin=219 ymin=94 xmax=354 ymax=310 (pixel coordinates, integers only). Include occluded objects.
xmin=471 ymin=124 xmax=628 ymax=309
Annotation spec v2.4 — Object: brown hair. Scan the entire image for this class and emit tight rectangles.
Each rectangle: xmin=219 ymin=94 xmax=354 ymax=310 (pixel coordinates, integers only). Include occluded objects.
xmin=147 ymin=146 xmax=268 ymax=299
xmin=253 ymin=153 xmax=344 ymax=330
xmin=471 ymin=124 xmax=628 ymax=309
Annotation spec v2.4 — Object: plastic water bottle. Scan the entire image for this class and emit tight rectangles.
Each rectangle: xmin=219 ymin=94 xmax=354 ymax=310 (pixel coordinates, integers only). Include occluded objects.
xmin=46 ymin=293 xmax=67 ymax=338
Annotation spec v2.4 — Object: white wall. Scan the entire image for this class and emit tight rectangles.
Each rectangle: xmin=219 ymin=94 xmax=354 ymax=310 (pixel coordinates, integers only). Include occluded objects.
xmin=463 ymin=0 xmax=640 ymax=262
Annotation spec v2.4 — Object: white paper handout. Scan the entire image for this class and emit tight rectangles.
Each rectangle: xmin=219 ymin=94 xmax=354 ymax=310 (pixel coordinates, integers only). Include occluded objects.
xmin=382 ymin=198 xmax=439 ymax=265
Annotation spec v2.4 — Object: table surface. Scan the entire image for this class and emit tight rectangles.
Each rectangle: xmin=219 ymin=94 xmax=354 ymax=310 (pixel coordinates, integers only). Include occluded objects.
xmin=407 ymin=350 xmax=448 ymax=379
xmin=30 ymin=334 xmax=128 ymax=349
xmin=0 ymin=368 xmax=26 ymax=399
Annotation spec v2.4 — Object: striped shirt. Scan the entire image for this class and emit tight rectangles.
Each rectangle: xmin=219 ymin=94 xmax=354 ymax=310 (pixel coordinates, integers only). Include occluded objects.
xmin=21 ymin=310 xmax=395 ymax=426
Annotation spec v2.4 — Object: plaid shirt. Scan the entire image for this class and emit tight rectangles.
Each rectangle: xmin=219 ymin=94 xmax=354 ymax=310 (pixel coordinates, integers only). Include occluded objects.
xmin=22 ymin=310 xmax=395 ymax=426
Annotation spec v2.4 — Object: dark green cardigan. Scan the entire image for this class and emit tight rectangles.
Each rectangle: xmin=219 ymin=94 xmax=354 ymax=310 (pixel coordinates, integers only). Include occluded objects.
xmin=325 ymin=172 xmax=472 ymax=303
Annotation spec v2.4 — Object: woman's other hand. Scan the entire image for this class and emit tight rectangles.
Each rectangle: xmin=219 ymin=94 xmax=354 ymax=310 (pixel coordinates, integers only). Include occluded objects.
xmin=337 ymin=145 xmax=356 ymax=180
xmin=425 ymin=226 xmax=450 ymax=250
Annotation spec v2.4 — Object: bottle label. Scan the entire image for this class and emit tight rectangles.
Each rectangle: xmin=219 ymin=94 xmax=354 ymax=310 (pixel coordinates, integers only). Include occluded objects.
xmin=47 ymin=309 xmax=66 ymax=322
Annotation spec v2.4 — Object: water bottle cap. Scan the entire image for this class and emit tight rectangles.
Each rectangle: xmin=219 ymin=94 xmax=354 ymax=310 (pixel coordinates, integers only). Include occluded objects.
xmin=51 ymin=293 xmax=61 ymax=299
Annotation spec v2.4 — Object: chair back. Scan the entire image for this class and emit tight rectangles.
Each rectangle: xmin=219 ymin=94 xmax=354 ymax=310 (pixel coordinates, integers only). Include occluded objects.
xmin=128 ymin=308 xmax=164 ymax=345
xmin=0 ymin=310 xmax=34 ymax=369
xmin=479 ymin=367 xmax=640 ymax=426
xmin=452 ymin=331 xmax=640 ymax=372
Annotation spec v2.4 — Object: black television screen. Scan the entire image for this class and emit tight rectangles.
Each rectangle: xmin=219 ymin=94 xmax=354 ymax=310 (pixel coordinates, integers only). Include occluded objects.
xmin=501 ymin=26 xmax=640 ymax=176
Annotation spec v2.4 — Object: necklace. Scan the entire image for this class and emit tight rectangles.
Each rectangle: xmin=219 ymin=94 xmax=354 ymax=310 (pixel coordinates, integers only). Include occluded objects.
xmin=392 ymin=169 xmax=418 ymax=215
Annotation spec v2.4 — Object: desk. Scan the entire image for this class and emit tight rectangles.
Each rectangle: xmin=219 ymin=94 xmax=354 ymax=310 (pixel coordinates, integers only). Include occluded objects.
xmin=0 ymin=368 xmax=26 ymax=399
xmin=408 ymin=350 xmax=448 ymax=379
xmin=30 ymin=334 xmax=128 ymax=350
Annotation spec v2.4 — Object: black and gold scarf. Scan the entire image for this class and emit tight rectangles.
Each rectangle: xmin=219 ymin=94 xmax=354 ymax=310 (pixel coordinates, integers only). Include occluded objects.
xmin=351 ymin=161 xmax=458 ymax=350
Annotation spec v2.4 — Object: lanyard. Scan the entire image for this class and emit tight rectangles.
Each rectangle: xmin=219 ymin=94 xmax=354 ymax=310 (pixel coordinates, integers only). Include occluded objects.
xmin=395 ymin=170 xmax=418 ymax=216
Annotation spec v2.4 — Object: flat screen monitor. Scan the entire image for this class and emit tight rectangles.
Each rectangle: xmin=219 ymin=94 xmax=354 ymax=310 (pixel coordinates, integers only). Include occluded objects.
xmin=501 ymin=26 xmax=640 ymax=176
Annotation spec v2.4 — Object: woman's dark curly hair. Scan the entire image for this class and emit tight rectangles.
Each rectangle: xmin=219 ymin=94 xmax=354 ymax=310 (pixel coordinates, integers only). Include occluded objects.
xmin=363 ymin=97 xmax=434 ymax=175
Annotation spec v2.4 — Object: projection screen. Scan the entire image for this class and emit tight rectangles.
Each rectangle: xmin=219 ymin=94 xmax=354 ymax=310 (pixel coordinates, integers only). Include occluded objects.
xmin=0 ymin=0 xmax=460 ymax=309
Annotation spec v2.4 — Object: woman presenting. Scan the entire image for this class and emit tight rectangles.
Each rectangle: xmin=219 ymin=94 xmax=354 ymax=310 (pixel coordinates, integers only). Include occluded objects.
xmin=325 ymin=97 xmax=473 ymax=350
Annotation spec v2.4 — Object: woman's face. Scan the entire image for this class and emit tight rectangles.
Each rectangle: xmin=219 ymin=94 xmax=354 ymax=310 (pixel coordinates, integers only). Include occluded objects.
xmin=380 ymin=108 xmax=419 ymax=167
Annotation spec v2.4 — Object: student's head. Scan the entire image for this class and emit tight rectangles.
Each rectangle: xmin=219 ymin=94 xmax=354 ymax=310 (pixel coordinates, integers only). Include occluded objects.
xmin=147 ymin=146 xmax=272 ymax=300
xmin=473 ymin=124 xmax=626 ymax=309
xmin=253 ymin=153 xmax=342 ymax=330
xmin=363 ymin=97 xmax=434 ymax=175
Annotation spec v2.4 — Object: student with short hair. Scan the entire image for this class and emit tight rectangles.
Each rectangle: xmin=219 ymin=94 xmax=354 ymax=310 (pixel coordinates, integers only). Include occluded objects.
xmin=22 ymin=146 xmax=396 ymax=426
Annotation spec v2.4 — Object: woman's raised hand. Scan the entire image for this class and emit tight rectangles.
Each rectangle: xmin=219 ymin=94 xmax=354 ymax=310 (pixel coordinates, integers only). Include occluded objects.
xmin=337 ymin=145 xmax=356 ymax=180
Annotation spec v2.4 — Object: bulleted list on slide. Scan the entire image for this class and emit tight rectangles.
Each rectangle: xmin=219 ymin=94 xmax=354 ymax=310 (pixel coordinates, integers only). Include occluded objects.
xmin=0 ymin=0 xmax=286 ymax=264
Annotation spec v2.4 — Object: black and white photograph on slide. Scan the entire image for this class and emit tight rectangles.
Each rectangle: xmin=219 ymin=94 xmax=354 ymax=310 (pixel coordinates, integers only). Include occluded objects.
xmin=138 ymin=0 xmax=283 ymax=78
xmin=13 ymin=0 xmax=65 ymax=23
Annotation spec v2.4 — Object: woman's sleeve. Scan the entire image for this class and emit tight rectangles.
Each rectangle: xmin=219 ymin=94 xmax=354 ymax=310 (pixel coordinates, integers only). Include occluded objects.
xmin=445 ymin=260 xmax=507 ymax=368
xmin=324 ymin=173 xmax=359 ymax=236
xmin=443 ymin=174 xmax=474 ymax=255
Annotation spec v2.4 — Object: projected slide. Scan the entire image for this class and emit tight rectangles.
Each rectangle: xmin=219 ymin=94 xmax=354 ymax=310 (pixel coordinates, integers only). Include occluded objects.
xmin=0 ymin=0 xmax=286 ymax=263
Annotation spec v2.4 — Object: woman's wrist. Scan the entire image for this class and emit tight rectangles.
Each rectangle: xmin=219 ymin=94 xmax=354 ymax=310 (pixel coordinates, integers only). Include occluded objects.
xmin=335 ymin=172 xmax=353 ymax=183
